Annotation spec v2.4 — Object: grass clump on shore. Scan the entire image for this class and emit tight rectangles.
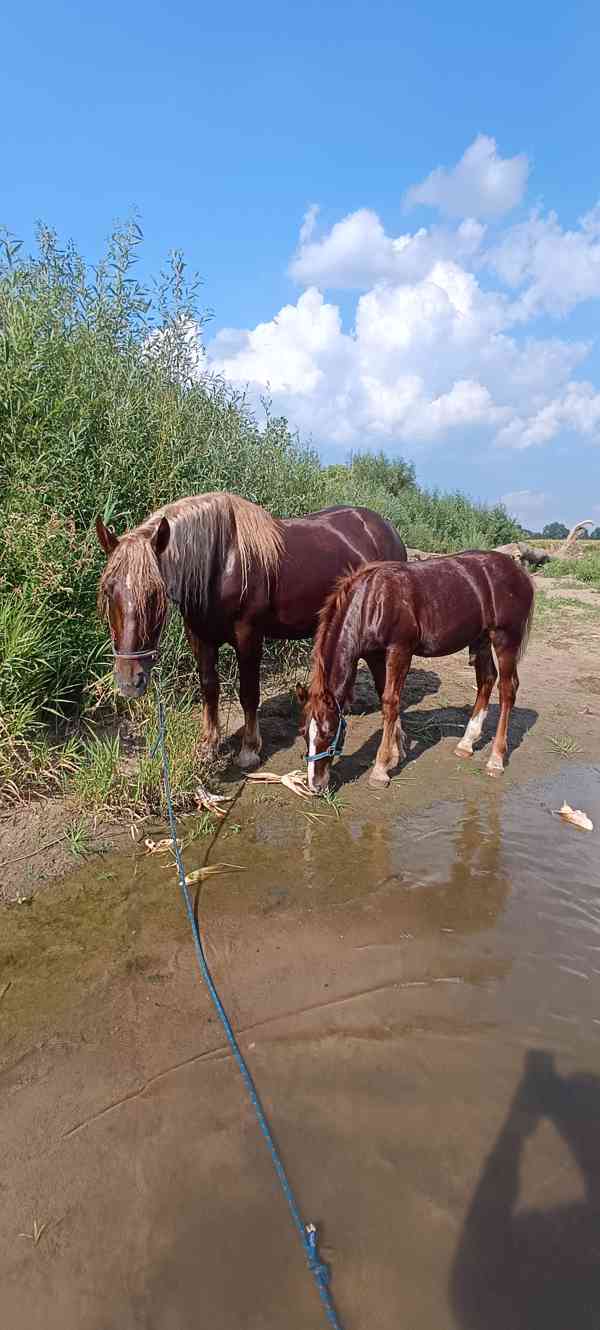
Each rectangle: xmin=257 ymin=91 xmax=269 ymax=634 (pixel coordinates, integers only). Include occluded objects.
xmin=0 ymin=220 xmax=520 ymax=810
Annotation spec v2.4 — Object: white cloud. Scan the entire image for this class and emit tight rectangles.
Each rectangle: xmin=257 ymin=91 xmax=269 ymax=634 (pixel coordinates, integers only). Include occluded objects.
xmin=495 ymin=381 xmax=600 ymax=449
xmin=289 ymin=206 xmax=485 ymax=289
xmin=404 ymin=134 xmax=529 ymax=219
xmin=500 ymin=489 xmax=550 ymax=526
xmin=208 ymin=260 xmax=588 ymax=449
xmin=299 ymin=203 xmax=320 ymax=246
xmin=202 ymin=137 xmax=600 ymax=462
xmin=488 ymin=205 xmax=600 ymax=317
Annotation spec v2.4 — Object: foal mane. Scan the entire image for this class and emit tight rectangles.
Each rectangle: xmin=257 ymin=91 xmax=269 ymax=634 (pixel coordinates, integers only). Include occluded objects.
xmin=309 ymin=563 xmax=374 ymax=712
xmin=99 ymin=492 xmax=284 ymax=620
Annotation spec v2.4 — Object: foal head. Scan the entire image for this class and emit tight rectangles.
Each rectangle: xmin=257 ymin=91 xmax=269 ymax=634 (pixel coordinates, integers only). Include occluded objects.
xmin=296 ymin=683 xmax=345 ymax=795
xmin=96 ymin=515 xmax=170 ymax=698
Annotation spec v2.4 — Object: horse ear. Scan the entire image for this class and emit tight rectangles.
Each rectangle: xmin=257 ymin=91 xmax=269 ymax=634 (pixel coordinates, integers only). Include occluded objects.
xmin=295 ymin=683 xmax=308 ymax=707
xmin=151 ymin=516 xmax=170 ymax=557
xmin=95 ymin=515 xmax=119 ymax=556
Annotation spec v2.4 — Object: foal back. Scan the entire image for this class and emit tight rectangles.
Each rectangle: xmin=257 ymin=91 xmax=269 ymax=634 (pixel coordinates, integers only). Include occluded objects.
xmin=365 ymin=552 xmax=533 ymax=657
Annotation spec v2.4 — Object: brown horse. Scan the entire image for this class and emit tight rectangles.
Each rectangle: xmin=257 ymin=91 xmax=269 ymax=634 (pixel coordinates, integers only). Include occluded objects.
xmin=96 ymin=491 xmax=406 ymax=768
xmin=298 ymin=551 xmax=534 ymax=793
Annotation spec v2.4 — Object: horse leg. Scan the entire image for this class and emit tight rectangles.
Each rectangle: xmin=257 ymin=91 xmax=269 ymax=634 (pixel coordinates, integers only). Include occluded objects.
xmin=455 ymin=641 xmax=497 ymax=758
xmin=185 ymin=630 xmax=221 ymax=760
xmin=234 ymin=627 xmax=263 ymax=770
xmin=486 ymin=642 xmax=519 ymax=777
xmin=364 ymin=649 xmax=407 ymax=763
xmin=370 ymin=646 xmax=411 ymax=788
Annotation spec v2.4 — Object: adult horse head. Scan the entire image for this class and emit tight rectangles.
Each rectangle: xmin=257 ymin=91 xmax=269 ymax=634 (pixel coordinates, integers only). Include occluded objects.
xmin=96 ymin=514 xmax=171 ymax=698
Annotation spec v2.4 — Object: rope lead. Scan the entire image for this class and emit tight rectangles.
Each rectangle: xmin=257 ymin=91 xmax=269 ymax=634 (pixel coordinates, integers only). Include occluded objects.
xmin=153 ymin=678 xmax=345 ymax=1329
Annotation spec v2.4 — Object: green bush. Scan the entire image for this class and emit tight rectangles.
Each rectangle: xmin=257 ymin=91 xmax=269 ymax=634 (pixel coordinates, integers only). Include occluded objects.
xmin=540 ymin=550 xmax=600 ymax=588
xmin=0 ymin=220 xmax=520 ymax=798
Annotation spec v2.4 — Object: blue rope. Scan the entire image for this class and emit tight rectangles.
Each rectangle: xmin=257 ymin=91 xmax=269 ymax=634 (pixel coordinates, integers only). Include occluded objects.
xmin=153 ymin=679 xmax=345 ymax=1329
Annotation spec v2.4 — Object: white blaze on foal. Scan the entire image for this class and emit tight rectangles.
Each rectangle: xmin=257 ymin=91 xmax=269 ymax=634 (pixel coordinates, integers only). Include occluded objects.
xmin=307 ymin=717 xmax=319 ymax=790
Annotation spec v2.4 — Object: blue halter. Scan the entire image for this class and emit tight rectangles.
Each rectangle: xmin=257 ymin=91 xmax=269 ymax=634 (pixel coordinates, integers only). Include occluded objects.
xmin=304 ymin=701 xmax=347 ymax=765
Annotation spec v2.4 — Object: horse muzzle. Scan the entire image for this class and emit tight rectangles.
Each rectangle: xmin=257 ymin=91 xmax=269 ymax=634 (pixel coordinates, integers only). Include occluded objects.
xmin=307 ymin=762 xmax=332 ymax=795
xmin=114 ymin=664 xmax=151 ymax=699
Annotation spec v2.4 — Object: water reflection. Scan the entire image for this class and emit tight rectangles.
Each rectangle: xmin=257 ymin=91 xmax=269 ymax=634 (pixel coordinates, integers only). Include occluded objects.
xmin=451 ymin=1050 xmax=600 ymax=1330
xmin=381 ymin=795 xmax=511 ymax=937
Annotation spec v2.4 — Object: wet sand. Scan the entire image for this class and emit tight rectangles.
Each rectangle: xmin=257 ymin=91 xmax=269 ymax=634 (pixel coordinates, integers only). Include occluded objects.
xmin=2 ymin=747 xmax=599 ymax=1328
xmin=2 ymin=589 xmax=600 ymax=1327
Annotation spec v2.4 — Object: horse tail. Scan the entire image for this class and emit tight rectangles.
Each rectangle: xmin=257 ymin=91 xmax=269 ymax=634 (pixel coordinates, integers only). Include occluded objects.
xmin=517 ymin=575 xmax=535 ymax=662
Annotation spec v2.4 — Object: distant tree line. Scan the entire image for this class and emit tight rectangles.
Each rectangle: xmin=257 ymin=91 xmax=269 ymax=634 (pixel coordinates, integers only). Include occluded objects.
xmin=520 ymin=522 xmax=600 ymax=540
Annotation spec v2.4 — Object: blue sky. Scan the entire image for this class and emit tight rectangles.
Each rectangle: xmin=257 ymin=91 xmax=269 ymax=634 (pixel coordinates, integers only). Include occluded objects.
xmin=3 ymin=0 xmax=600 ymax=527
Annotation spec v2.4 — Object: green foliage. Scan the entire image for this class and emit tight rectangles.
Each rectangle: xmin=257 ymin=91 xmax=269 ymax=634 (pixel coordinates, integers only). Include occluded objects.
xmin=540 ymin=549 xmax=600 ymax=588
xmin=71 ymin=700 xmax=203 ymax=815
xmin=0 ymin=219 xmax=521 ymax=800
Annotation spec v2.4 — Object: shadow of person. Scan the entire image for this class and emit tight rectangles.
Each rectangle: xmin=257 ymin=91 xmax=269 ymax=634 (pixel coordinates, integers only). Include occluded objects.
xmin=450 ymin=1050 xmax=600 ymax=1330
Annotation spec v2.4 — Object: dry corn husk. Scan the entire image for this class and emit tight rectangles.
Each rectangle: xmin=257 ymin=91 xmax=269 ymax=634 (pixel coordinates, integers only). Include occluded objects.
xmin=144 ymin=836 xmax=182 ymax=854
xmin=183 ymin=863 xmax=245 ymax=886
xmin=195 ymin=781 xmax=233 ymax=818
xmin=558 ymin=802 xmax=594 ymax=832
xmin=245 ymin=768 xmax=313 ymax=799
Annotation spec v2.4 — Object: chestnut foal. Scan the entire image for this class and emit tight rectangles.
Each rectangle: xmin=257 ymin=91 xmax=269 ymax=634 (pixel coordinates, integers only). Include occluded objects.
xmin=299 ymin=552 xmax=534 ymax=793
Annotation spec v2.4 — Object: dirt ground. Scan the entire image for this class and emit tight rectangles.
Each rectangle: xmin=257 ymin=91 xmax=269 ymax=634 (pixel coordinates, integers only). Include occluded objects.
xmin=1 ymin=576 xmax=599 ymax=1330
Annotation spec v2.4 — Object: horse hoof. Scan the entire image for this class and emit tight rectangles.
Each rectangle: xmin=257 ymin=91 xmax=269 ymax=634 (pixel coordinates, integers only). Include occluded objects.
xmin=237 ymin=747 xmax=261 ymax=771
xmin=486 ymin=756 xmax=504 ymax=778
xmin=369 ymin=769 xmax=390 ymax=788
xmin=201 ymin=743 xmax=220 ymax=764
xmin=454 ymin=744 xmax=473 ymax=760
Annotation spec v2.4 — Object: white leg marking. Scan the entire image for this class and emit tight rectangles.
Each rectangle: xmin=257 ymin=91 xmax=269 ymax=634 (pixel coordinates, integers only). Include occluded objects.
xmin=486 ymin=749 xmax=504 ymax=776
xmin=456 ymin=708 xmax=488 ymax=755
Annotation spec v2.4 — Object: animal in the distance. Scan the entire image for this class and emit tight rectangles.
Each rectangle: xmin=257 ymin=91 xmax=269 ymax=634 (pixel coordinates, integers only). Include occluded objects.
xmin=96 ymin=492 xmax=407 ymax=769
xmin=297 ymin=551 xmax=534 ymax=793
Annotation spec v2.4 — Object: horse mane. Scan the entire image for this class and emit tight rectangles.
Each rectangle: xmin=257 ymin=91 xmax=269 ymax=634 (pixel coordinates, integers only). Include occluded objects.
xmin=99 ymin=492 xmax=284 ymax=620
xmin=98 ymin=532 xmax=168 ymax=636
xmin=309 ymin=563 xmax=376 ymax=712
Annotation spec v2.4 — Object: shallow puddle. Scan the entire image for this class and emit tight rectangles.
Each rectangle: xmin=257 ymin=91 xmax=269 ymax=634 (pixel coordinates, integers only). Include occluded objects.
xmin=1 ymin=763 xmax=599 ymax=1328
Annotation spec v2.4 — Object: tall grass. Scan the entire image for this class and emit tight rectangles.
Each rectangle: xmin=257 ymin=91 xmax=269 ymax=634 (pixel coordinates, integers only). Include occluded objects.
xmin=0 ymin=220 xmax=520 ymax=804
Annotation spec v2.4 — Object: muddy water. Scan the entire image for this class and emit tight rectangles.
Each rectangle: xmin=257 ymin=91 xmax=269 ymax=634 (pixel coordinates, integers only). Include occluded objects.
xmin=1 ymin=764 xmax=600 ymax=1329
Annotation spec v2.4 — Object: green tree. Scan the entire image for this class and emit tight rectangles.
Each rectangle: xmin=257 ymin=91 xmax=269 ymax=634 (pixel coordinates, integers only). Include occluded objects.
xmin=542 ymin=522 xmax=569 ymax=539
